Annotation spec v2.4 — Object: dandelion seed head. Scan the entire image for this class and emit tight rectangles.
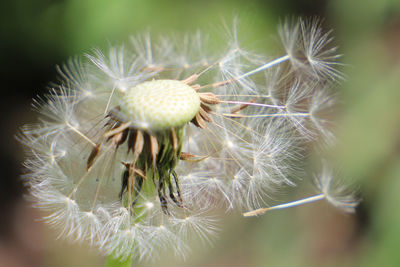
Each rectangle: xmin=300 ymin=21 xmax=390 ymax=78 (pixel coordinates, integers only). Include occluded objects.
xmin=19 ymin=18 xmax=352 ymax=261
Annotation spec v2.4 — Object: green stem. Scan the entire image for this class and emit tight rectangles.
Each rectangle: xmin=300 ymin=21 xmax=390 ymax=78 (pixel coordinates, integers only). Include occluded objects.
xmin=105 ymin=255 xmax=133 ymax=267
xmin=104 ymin=128 xmax=184 ymax=267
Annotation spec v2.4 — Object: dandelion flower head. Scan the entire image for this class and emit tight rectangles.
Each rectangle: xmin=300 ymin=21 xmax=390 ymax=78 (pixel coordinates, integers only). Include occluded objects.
xmin=19 ymin=18 xmax=356 ymax=260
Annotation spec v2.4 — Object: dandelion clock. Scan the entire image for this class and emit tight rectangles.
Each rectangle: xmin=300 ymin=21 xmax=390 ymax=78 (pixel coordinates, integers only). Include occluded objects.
xmin=18 ymin=18 xmax=357 ymax=266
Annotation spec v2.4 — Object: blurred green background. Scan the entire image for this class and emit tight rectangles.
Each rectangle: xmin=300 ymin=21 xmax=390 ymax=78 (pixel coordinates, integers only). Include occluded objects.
xmin=1 ymin=0 xmax=400 ymax=266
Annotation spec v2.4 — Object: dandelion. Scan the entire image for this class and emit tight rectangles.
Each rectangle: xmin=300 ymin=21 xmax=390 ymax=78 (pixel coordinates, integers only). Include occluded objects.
xmin=19 ymin=18 xmax=356 ymax=264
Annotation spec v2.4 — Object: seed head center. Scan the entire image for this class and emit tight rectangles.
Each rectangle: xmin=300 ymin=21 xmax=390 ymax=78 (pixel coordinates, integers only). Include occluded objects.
xmin=124 ymin=80 xmax=200 ymax=130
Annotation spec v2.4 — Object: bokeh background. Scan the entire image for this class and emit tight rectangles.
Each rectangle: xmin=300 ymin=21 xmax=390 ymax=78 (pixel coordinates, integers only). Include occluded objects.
xmin=1 ymin=0 xmax=400 ymax=266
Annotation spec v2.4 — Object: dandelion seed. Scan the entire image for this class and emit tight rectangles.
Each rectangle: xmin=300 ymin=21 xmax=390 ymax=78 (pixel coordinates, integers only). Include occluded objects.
xmin=19 ymin=18 xmax=355 ymax=261
xmin=243 ymin=164 xmax=358 ymax=217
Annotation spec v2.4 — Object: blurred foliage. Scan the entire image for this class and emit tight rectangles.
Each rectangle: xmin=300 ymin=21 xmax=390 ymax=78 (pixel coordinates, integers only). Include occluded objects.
xmin=2 ymin=0 xmax=400 ymax=266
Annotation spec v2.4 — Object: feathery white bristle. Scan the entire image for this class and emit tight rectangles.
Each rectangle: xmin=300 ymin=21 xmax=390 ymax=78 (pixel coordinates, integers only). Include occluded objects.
xmin=313 ymin=164 xmax=358 ymax=213
xmin=279 ymin=17 xmax=344 ymax=81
